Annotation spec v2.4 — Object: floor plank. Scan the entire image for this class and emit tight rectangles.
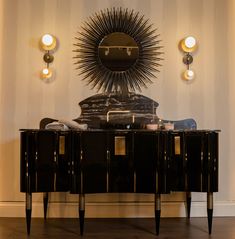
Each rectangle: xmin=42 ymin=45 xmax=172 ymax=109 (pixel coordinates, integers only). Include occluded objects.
xmin=0 ymin=217 xmax=234 ymax=239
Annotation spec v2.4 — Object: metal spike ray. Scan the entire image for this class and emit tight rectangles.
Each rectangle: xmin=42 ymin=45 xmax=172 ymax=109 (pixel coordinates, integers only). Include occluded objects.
xmin=74 ymin=7 xmax=163 ymax=94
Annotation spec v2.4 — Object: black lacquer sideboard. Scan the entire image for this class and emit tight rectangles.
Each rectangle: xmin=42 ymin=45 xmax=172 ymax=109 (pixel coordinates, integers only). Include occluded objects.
xmin=20 ymin=129 xmax=219 ymax=235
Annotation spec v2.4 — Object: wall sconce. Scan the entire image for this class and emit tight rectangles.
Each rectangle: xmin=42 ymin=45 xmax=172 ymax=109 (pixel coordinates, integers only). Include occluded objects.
xmin=179 ymin=36 xmax=197 ymax=81
xmin=40 ymin=34 xmax=57 ymax=79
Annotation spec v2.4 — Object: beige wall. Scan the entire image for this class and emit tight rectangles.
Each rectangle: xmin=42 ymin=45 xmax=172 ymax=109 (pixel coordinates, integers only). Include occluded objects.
xmin=0 ymin=0 xmax=235 ymax=217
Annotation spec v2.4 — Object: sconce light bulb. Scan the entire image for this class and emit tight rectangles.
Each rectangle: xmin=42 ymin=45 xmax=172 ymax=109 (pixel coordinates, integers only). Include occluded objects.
xmin=42 ymin=34 xmax=53 ymax=46
xmin=181 ymin=36 xmax=197 ymax=53
xmin=41 ymin=67 xmax=52 ymax=79
xmin=185 ymin=36 xmax=196 ymax=49
xmin=183 ymin=69 xmax=195 ymax=81
xmin=43 ymin=68 xmax=49 ymax=74
xmin=41 ymin=34 xmax=57 ymax=50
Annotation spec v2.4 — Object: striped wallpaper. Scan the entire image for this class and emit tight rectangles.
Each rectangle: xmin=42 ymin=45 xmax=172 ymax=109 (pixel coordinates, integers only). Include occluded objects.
xmin=0 ymin=0 xmax=234 ymax=217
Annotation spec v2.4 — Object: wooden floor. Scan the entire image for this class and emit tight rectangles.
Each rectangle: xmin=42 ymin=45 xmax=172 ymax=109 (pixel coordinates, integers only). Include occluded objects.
xmin=0 ymin=217 xmax=234 ymax=239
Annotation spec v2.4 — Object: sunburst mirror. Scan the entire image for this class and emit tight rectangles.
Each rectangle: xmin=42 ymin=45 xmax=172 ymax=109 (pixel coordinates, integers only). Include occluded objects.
xmin=74 ymin=7 xmax=163 ymax=95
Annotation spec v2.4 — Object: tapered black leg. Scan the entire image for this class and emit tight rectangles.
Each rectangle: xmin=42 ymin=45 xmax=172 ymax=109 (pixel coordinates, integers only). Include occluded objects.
xmin=79 ymin=194 xmax=85 ymax=236
xmin=26 ymin=193 xmax=32 ymax=235
xmin=155 ymin=193 xmax=161 ymax=235
xmin=186 ymin=191 xmax=191 ymax=218
xmin=207 ymin=192 xmax=213 ymax=234
xmin=43 ymin=192 xmax=49 ymax=220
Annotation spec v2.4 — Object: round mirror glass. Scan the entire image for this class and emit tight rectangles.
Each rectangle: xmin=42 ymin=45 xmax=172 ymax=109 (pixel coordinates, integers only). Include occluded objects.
xmin=98 ymin=32 xmax=139 ymax=71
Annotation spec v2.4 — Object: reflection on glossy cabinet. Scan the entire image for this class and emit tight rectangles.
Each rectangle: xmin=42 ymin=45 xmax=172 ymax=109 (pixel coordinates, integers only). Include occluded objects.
xmin=20 ymin=129 xmax=219 ymax=235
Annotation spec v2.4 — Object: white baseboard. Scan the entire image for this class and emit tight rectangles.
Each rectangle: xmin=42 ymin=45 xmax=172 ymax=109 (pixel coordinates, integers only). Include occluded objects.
xmin=1 ymin=201 xmax=235 ymax=218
